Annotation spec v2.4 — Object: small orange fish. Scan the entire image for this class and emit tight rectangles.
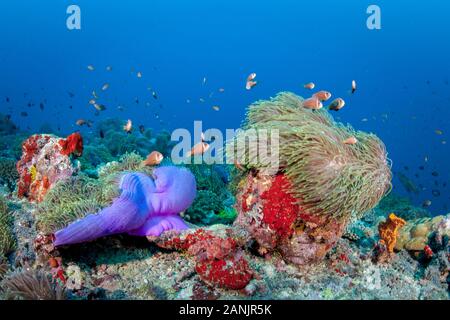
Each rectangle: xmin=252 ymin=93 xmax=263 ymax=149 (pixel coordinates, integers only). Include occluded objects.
xmin=328 ymin=98 xmax=345 ymax=111
xmin=246 ymin=73 xmax=257 ymax=90
xmin=75 ymin=119 xmax=87 ymax=126
xmin=93 ymin=103 xmax=106 ymax=111
xmin=304 ymin=82 xmax=315 ymax=90
xmin=187 ymin=142 xmax=210 ymax=157
xmin=246 ymin=80 xmax=257 ymax=90
xmin=142 ymin=151 xmax=164 ymax=166
xmin=343 ymin=136 xmax=358 ymax=145
xmin=123 ymin=119 xmax=133 ymax=133
xmin=247 ymin=73 xmax=256 ymax=81
xmin=351 ymin=80 xmax=357 ymax=94
xmin=313 ymin=91 xmax=332 ymax=102
xmin=302 ymin=97 xmax=323 ymax=110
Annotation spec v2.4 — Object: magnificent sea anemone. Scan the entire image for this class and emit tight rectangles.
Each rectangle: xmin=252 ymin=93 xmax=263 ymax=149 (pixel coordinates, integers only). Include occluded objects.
xmin=230 ymin=92 xmax=392 ymax=264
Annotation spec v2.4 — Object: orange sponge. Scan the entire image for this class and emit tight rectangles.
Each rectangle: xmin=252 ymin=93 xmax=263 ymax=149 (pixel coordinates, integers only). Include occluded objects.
xmin=378 ymin=213 xmax=406 ymax=253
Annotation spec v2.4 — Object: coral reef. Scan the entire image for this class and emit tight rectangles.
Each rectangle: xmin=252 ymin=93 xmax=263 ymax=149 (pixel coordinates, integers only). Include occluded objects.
xmin=215 ymin=207 xmax=238 ymax=225
xmin=92 ymin=118 xmax=174 ymax=158
xmin=0 ymin=196 xmax=15 ymax=258
xmin=185 ymin=190 xmax=224 ymax=224
xmin=97 ymin=152 xmax=147 ymax=178
xmin=78 ymin=144 xmax=114 ymax=171
xmin=16 ymin=133 xmax=83 ymax=202
xmin=378 ymin=213 xmax=406 ymax=253
xmin=0 ymin=112 xmax=447 ymax=300
xmin=184 ymin=164 xmax=232 ymax=225
xmin=0 ymin=157 xmax=19 ymax=192
xmin=59 ymin=132 xmax=83 ymax=156
xmin=378 ymin=193 xmax=432 ymax=220
xmin=229 ymin=92 xmax=392 ymax=265
xmin=396 ymin=214 xmax=450 ymax=252
xmin=154 ymin=226 xmax=253 ymax=290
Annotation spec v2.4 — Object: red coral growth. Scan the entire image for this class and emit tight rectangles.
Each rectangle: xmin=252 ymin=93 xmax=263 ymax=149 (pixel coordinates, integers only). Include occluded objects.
xmin=22 ymin=135 xmax=40 ymax=163
xmin=160 ymin=229 xmax=215 ymax=251
xmin=423 ymin=245 xmax=433 ymax=259
xmin=196 ymin=255 xmax=253 ymax=290
xmin=260 ymin=174 xmax=299 ymax=241
xmin=59 ymin=132 xmax=83 ymax=156
xmin=241 ymin=184 xmax=254 ymax=212
xmin=160 ymin=229 xmax=239 ymax=261
xmin=157 ymin=228 xmax=253 ymax=290
xmin=17 ymin=171 xmax=32 ymax=198
xmin=16 ymin=133 xmax=78 ymax=202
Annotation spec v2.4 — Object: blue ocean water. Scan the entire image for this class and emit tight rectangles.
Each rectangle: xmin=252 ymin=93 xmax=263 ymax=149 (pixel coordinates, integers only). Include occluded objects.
xmin=0 ymin=0 xmax=449 ymax=214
